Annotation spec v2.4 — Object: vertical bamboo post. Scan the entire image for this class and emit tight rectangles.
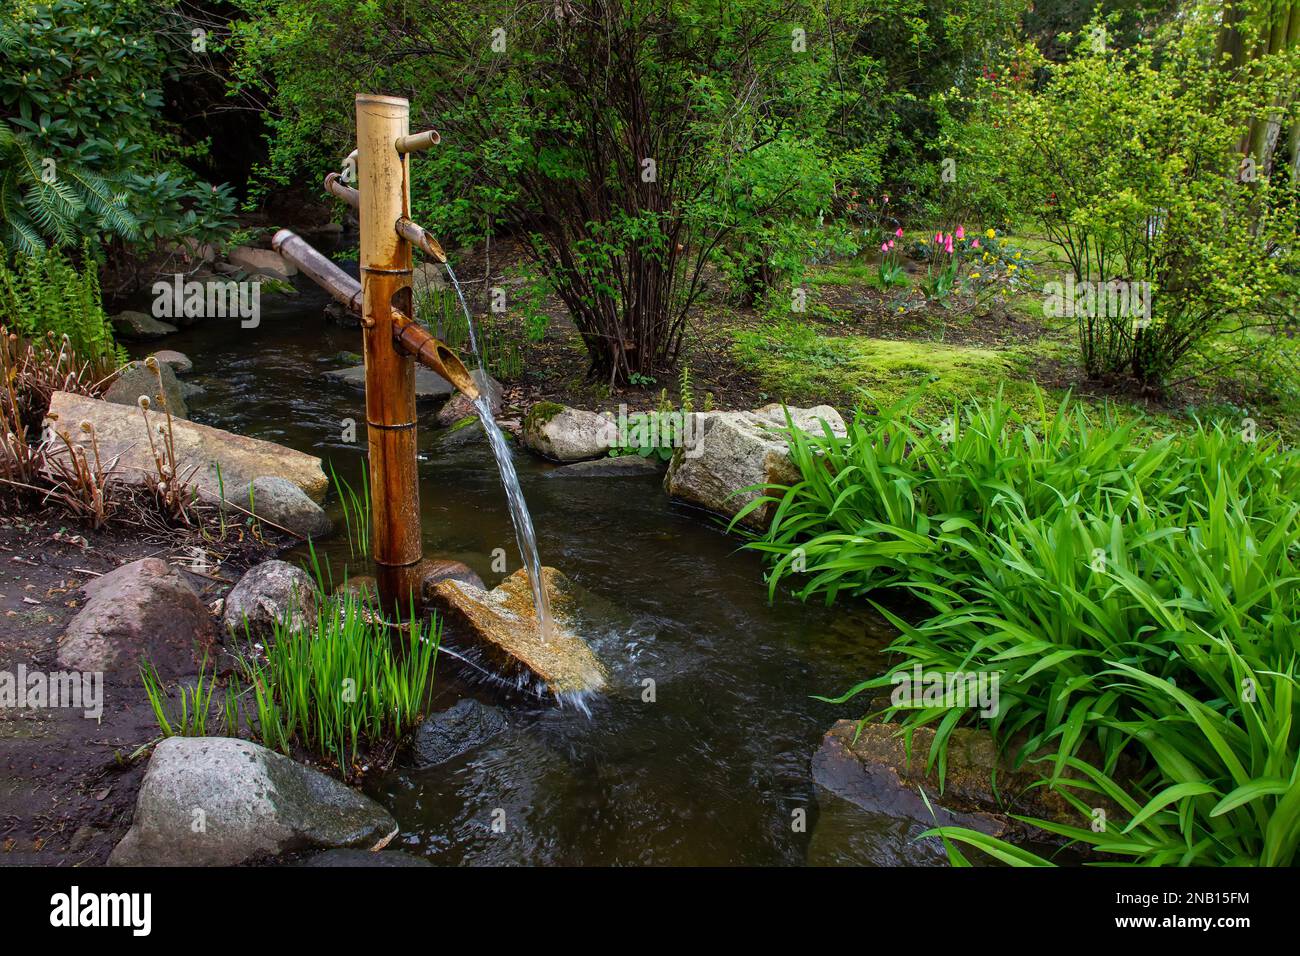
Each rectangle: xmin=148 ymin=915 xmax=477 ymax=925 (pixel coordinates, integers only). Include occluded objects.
xmin=356 ymin=94 xmax=421 ymax=611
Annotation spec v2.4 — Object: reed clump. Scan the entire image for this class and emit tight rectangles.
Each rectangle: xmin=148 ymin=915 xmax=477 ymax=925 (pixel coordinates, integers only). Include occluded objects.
xmin=748 ymin=388 xmax=1300 ymax=866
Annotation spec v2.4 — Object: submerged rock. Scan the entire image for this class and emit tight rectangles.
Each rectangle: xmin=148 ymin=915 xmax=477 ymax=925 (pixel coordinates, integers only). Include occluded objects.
xmin=296 ymin=848 xmax=432 ymax=867
xmin=45 ymin=391 xmax=328 ymax=503
xmin=545 ymin=455 xmax=663 ymax=478
xmin=238 ymin=475 xmax=333 ymax=539
xmin=111 ymin=310 xmax=176 ymax=341
xmin=417 ymin=558 xmax=484 ymax=602
xmin=436 ymin=414 xmax=514 ymax=449
xmin=324 ymin=300 xmax=359 ymax=328
xmin=227 ymin=246 xmax=297 ymax=280
xmin=428 ymin=567 xmax=608 ymax=696
xmin=664 ymin=404 xmax=846 ymax=530
xmin=324 ymin=363 xmax=455 ymax=400
xmin=109 ymin=737 xmax=397 ymax=867
xmin=104 ymin=360 xmax=189 ymax=420
xmin=435 ymin=369 xmax=503 ymax=427
xmin=411 ymin=698 xmax=510 ymax=767
xmin=521 ymin=403 xmax=618 ymax=461
xmin=812 ymin=720 xmax=1091 ymax=838
xmin=222 ymin=560 xmax=319 ymax=639
xmin=150 ymin=349 xmax=193 ymax=375
xmin=58 ymin=558 xmax=215 ymax=677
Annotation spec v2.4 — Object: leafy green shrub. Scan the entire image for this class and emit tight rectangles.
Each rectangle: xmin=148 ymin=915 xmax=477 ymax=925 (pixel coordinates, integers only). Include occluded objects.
xmin=0 ymin=0 xmax=235 ymax=254
xmin=976 ymin=8 xmax=1300 ymax=387
xmin=745 ymin=389 xmax=1300 ymax=865
xmin=0 ymin=246 xmax=123 ymax=364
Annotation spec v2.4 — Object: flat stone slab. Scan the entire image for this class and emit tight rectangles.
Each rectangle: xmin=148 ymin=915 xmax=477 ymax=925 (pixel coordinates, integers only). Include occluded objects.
xmin=812 ymin=720 xmax=1102 ymax=837
xmin=429 ymin=567 xmax=608 ymax=697
xmin=324 ymin=364 xmax=455 ymax=400
xmin=46 ymin=391 xmax=328 ymax=503
xmin=545 ymin=455 xmax=663 ymax=478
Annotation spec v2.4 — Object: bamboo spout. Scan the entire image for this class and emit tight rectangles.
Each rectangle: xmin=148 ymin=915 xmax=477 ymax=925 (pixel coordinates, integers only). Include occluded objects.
xmin=392 ymin=310 xmax=478 ymax=398
xmin=395 ymin=216 xmax=447 ymax=263
xmin=271 ymin=228 xmax=479 ymax=400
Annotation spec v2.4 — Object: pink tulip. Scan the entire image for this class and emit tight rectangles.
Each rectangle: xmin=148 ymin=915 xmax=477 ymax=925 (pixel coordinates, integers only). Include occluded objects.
xmin=935 ymin=232 xmax=942 ymax=244
xmin=972 ymin=239 xmax=980 ymax=249
xmin=888 ymin=239 xmax=895 ymax=249
xmin=955 ymin=226 xmax=965 ymax=240
xmin=945 ymin=237 xmax=954 ymax=254
xmin=881 ymin=242 xmax=889 ymax=252
xmin=895 ymin=228 xmax=904 ymax=238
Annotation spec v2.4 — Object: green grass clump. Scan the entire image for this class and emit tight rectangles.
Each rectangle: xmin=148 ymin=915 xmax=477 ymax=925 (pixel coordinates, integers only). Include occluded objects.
xmin=243 ymin=591 xmax=440 ymax=776
xmin=744 ymin=388 xmax=1300 ymax=866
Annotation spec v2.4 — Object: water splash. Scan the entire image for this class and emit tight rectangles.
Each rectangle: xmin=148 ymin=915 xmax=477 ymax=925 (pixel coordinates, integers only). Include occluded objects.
xmin=444 ymin=262 xmax=554 ymax=643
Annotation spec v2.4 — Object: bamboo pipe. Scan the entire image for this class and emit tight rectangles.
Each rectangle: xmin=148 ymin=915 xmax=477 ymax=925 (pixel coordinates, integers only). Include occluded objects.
xmin=272 ymin=229 xmax=479 ymax=399
xmin=395 ymin=129 xmax=440 ymax=154
xmin=272 ymin=229 xmax=362 ymax=313
xmin=395 ymin=216 xmax=447 ymax=263
xmin=324 ymin=172 xmax=360 ymax=209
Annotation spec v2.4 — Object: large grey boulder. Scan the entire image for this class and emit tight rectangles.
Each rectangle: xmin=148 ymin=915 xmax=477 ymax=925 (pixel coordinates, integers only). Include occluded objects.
xmin=104 ymin=360 xmax=189 ymax=420
xmin=521 ymin=403 xmax=617 ymax=461
xmin=238 ymin=476 xmax=332 ymax=539
xmin=222 ymin=560 xmax=319 ymax=639
xmin=111 ymin=310 xmax=176 ymax=341
xmin=411 ymin=698 xmax=510 ymax=768
xmin=109 ymin=737 xmax=397 ymax=866
xmin=664 ymin=404 xmax=846 ymax=530
xmin=412 ymin=261 xmax=446 ymax=296
xmin=46 ymin=391 xmax=328 ymax=503
xmin=58 ymin=558 xmax=214 ymax=677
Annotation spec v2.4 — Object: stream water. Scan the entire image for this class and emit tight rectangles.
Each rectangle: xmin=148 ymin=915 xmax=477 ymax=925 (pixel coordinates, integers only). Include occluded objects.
xmin=132 ymin=281 xmax=941 ymax=865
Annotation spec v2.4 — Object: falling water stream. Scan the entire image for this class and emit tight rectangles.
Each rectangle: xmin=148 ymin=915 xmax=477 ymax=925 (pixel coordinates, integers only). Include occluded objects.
xmin=443 ymin=263 xmax=554 ymax=642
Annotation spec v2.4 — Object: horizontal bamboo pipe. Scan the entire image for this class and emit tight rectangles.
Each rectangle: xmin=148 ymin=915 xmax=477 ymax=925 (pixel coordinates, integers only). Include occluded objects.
xmin=395 ymin=216 xmax=447 ymax=263
xmin=272 ymin=229 xmax=479 ymax=400
xmin=272 ymin=228 xmax=361 ymax=313
xmin=395 ymin=129 xmax=440 ymax=154
xmin=324 ymin=172 xmax=360 ymax=209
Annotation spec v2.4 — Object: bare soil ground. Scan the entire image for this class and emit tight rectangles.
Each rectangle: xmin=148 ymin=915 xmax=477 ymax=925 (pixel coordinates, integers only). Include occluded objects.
xmin=0 ymin=510 xmax=273 ymax=866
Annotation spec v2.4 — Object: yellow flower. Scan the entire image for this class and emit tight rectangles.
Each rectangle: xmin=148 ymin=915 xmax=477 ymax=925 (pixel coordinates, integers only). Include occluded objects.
xmin=985 ymin=228 xmax=996 ymax=239
xmin=970 ymin=272 xmax=980 ymax=280
xmin=1013 ymin=251 xmax=1021 ymax=259
xmin=1008 ymin=264 xmax=1017 ymax=273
